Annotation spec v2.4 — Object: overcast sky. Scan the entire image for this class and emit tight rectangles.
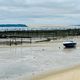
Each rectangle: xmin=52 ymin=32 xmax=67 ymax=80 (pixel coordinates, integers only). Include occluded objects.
xmin=0 ymin=0 xmax=80 ymax=25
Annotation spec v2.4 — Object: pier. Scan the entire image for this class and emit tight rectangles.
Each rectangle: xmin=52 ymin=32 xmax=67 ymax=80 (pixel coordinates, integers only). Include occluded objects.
xmin=0 ymin=28 xmax=79 ymax=45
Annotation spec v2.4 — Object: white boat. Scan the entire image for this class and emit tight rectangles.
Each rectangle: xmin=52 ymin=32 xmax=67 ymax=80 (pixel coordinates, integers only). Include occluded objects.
xmin=63 ymin=41 xmax=77 ymax=48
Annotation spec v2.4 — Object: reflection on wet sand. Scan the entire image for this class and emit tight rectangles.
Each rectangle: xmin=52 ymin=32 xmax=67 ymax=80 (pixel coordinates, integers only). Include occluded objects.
xmin=0 ymin=36 xmax=80 ymax=80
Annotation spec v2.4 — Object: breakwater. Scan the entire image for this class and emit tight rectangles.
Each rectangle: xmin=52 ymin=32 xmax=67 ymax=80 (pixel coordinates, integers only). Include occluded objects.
xmin=0 ymin=28 xmax=80 ymax=38
xmin=0 ymin=28 xmax=79 ymax=45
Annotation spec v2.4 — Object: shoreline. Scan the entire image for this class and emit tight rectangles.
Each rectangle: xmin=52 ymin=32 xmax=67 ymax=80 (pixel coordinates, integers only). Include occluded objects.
xmin=30 ymin=64 xmax=80 ymax=80
xmin=0 ymin=35 xmax=78 ymax=47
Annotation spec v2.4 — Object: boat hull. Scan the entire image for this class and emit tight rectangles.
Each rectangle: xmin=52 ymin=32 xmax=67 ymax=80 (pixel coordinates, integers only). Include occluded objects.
xmin=63 ymin=43 xmax=76 ymax=48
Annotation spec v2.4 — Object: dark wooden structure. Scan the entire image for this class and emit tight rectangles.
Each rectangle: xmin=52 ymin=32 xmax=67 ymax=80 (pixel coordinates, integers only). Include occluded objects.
xmin=0 ymin=28 xmax=80 ymax=45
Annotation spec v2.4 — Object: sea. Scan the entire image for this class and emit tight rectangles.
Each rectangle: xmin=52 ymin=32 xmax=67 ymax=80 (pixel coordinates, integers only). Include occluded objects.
xmin=0 ymin=24 xmax=80 ymax=31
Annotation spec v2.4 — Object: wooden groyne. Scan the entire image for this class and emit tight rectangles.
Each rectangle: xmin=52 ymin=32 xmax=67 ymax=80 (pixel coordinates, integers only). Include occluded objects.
xmin=0 ymin=28 xmax=79 ymax=45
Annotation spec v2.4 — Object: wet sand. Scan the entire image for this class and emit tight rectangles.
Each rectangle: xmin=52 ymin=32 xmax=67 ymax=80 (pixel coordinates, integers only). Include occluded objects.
xmin=0 ymin=36 xmax=80 ymax=80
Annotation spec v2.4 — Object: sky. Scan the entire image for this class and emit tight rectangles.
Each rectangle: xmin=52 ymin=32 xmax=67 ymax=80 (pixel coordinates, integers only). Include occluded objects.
xmin=0 ymin=0 xmax=80 ymax=25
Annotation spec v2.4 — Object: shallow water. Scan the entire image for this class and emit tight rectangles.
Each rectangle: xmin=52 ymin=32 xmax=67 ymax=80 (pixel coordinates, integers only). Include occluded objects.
xmin=0 ymin=36 xmax=80 ymax=80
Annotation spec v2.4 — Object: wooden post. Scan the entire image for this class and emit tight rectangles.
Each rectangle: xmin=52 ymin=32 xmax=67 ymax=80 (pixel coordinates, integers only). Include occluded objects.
xmin=10 ymin=38 xmax=11 ymax=46
xmin=15 ymin=38 xmax=17 ymax=45
xmin=21 ymin=38 xmax=23 ymax=44
xmin=30 ymin=37 xmax=32 ymax=44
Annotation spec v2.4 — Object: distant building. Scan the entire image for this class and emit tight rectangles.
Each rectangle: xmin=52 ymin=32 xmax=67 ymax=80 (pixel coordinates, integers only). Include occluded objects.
xmin=0 ymin=24 xmax=28 ymax=31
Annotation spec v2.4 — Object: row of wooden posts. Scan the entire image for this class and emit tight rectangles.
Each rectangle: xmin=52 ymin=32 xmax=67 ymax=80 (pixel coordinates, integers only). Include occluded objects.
xmin=9 ymin=37 xmax=32 ymax=46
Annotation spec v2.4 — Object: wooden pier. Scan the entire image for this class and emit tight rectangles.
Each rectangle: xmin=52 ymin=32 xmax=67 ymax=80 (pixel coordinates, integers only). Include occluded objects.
xmin=0 ymin=28 xmax=79 ymax=45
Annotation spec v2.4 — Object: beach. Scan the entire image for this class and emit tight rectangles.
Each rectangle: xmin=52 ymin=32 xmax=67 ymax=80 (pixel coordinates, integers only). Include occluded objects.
xmin=0 ymin=36 xmax=80 ymax=80
xmin=31 ymin=65 xmax=80 ymax=80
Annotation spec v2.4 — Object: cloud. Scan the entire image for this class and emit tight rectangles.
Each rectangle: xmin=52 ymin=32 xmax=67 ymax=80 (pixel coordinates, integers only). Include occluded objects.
xmin=0 ymin=0 xmax=79 ymax=24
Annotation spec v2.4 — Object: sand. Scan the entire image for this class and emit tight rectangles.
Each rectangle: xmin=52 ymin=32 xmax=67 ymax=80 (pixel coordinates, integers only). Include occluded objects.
xmin=31 ymin=65 xmax=80 ymax=80
xmin=0 ymin=36 xmax=80 ymax=80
